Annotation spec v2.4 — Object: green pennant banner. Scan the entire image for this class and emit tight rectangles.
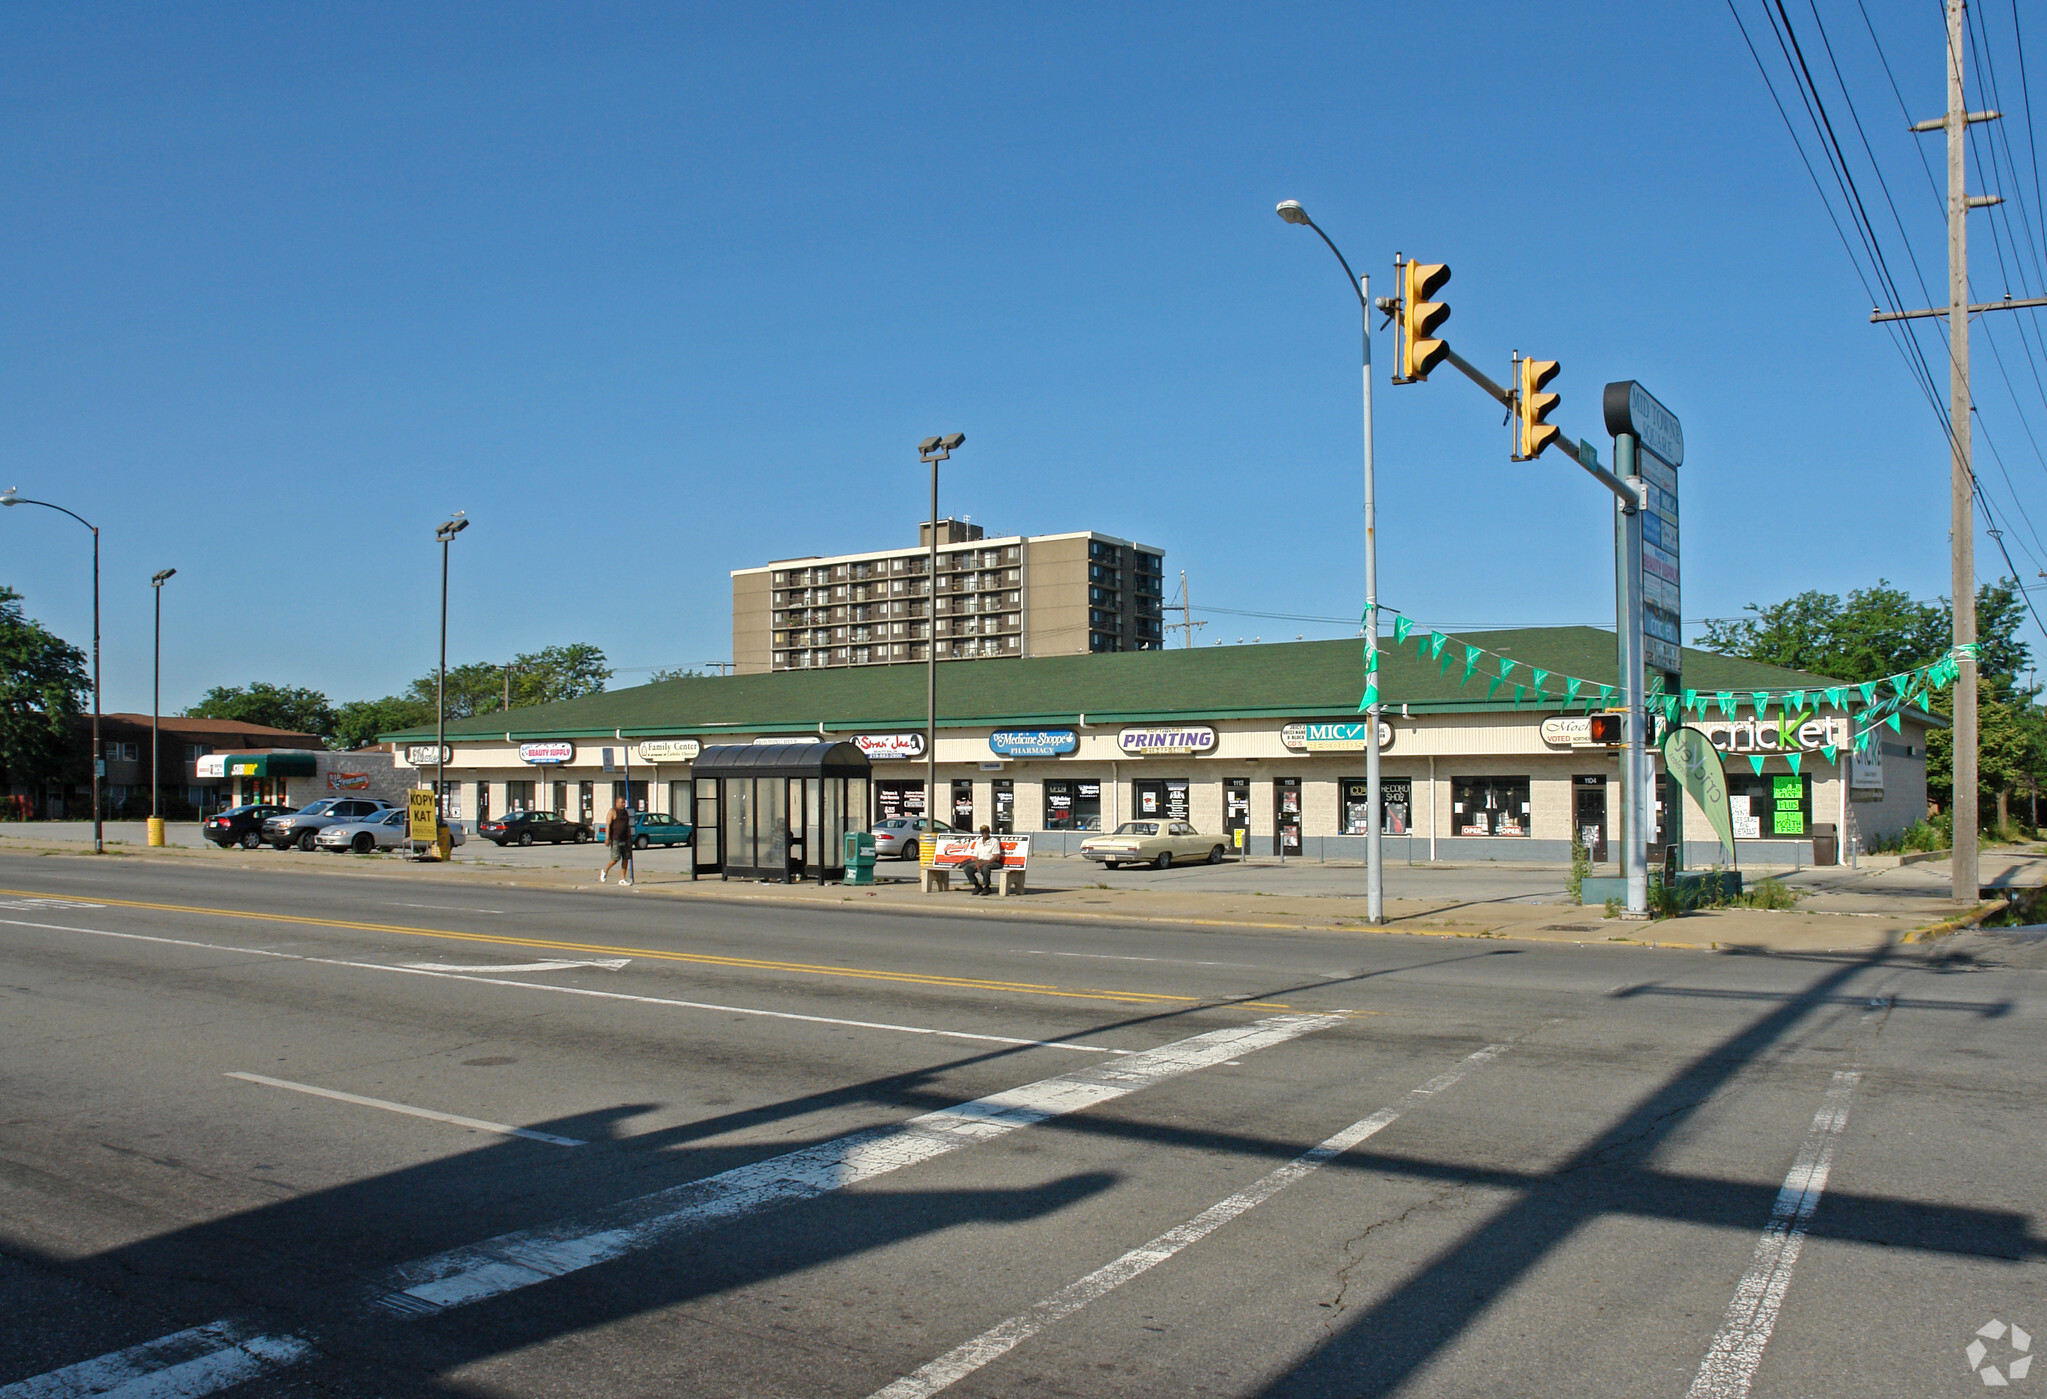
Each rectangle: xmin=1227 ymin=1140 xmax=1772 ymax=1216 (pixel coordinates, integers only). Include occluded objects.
xmin=1513 ymin=684 xmax=1526 ymax=707
xmin=1786 ymin=752 xmax=1802 ymax=774
xmin=1486 ymin=676 xmax=1505 ymax=700
xmin=1429 ymin=632 xmax=1448 ymax=659
xmin=1824 ymin=687 xmax=1844 ymax=709
xmin=1821 ymin=743 xmax=1837 ymax=763
xmin=1567 ymin=677 xmax=1583 ymax=701
xmin=1788 ymin=690 xmax=1805 ymax=712
xmin=1751 ymin=691 xmax=1770 ymax=717
xmin=1365 ymin=647 xmax=1380 ymax=673
xmin=1886 ymin=712 xmax=1902 ymax=732
xmin=1716 ymin=692 xmax=1734 ymax=717
xmin=1748 ymin=754 xmax=1766 ymax=775
xmin=1531 ymin=668 xmax=1549 ymax=691
xmin=1683 ymin=689 xmax=1698 ymax=714
xmin=1858 ymin=681 xmax=1876 ymax=704
xmin=1498 ymin=656 xmax=1516 ymax=679
xmin=1394 ymin=615 xmax=1413 ymax=644
xmin=1599 ymin=685 xmax=1616 ymax=705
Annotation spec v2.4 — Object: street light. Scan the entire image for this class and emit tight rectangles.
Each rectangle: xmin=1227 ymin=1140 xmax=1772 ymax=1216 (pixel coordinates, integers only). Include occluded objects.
xmin=918 ymin=433 xmax=966 ymax=842
xmin=435 ymin=513 xmax=469 ymax=842
xmin=2 ymin=487 xmax=104 ymax=854
xmin=1275 ymin=199 xmax=1384 ymax=924
xmin=151 ymin=568 xmax=177 ymax=836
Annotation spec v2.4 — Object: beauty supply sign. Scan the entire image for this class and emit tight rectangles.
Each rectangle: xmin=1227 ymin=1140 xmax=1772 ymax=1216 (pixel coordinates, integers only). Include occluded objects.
xmin=1116 ymin=725 xmax=1215 ymax=757
xmin=518 ymin=741 xmax=575 ymax=765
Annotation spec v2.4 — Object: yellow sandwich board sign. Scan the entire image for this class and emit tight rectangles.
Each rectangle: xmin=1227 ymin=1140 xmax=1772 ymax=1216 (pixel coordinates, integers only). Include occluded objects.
xmin=407 ymin=788 xmax=438 ymax=843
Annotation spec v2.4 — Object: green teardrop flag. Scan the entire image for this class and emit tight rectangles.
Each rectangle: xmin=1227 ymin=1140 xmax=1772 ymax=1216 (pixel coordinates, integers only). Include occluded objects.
xmin=1748 ymin=754 xmax=1766 ymax=775
xmin=1716 ymin=692 xmax=1734 ymax=717
xmin=1664 ymin=726 xmax=1736 ymax=865
xmin=1394 ymin=615 xmax=1413 ymax=644
xmin=1821 ymin=743 xmax=1837 ymax=763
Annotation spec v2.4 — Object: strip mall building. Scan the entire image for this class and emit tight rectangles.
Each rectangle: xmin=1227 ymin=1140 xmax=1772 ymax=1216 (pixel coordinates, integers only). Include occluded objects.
xmin=385 ymin=628 xmax=1934 ymax=866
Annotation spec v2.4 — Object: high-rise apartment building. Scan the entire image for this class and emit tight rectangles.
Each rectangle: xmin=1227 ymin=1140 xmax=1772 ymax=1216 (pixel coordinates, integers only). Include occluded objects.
xmin=732 ymin=521 xmax=1165 ymax=674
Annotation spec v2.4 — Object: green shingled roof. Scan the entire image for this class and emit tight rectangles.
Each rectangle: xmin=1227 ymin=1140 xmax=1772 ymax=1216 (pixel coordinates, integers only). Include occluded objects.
xmin=383 ymin=628 xmax=1860 ymax=744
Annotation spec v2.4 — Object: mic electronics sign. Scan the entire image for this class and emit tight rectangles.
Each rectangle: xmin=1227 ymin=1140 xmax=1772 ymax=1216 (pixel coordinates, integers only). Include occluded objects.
xmin=518 ymin=741 xmax=575 ymax=765
xmin=989 ymin=729 xmax=1078 ymax=758
xmin=636 ymin=739 xmax=701 ymax=762
xmin=1117 ymin=725 xmax=1215 ymax=756
xmin=1281 ymin=721 xmax=1391 ymax=752
xmin=855 ymin=733 xmax=926 ymax=760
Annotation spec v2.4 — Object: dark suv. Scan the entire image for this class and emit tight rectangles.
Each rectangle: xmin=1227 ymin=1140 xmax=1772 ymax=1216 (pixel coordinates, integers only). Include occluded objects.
xmin=260 ymin=798 xmax=397 ymax=851
xmin=477 ymin=810 xmax=593 ymax=847
xmin=204 ymin=803 xmax=294 ymax=849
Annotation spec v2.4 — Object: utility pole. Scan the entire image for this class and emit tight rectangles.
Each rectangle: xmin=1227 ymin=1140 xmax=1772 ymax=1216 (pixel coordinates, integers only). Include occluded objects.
xmin=1166 ymin=571 xmax=1207 ymax=648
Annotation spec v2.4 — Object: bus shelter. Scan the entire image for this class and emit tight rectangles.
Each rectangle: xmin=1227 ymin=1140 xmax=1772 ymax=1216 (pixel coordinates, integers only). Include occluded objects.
xmin=690 ymin=742 xmax=871 ymax=882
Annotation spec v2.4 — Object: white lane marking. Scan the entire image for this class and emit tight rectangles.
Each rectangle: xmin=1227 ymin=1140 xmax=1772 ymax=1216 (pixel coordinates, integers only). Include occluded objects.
xmin=0 ymin=1318 xmax=311 ymax=1399
xmin=8 ymin=1014 xmax=1340 ymax=1398
xmin=0 ymin=898 xmax=104 ymax=911
xmin=865 ymin=1042 xmax=1509 ymax=1399
xmin=1683 ymin=1069 xmax=1862 ymax=1399
xmin=386 ymin=903 xmax=506 ymax=914
xmin=0 ymin=918 xmax=1128 ymax=1056
xmin=394 ymin=959 xmax=631 ymax=973
xmin=226 ymin=1072 xmax=586 ymax=1147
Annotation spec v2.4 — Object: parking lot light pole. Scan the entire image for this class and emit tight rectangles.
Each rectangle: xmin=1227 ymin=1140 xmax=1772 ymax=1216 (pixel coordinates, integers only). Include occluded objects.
xmin=917 ymin=434 xmax=965 ymax=848
xmin=1276 ymin=201 xmax=1383 ymax=923
xmin=2 ymin=488 xmax=103 ymax=854
xmin=435 ymin=513 xmax=469 ymax=830
xmin=150 ymin=569 xmax=177 ymax=829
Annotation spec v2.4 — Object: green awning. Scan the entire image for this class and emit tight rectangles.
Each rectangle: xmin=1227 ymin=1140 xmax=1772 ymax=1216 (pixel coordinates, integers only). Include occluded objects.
xmin=225 ymin=753 xmax=318 ymax=778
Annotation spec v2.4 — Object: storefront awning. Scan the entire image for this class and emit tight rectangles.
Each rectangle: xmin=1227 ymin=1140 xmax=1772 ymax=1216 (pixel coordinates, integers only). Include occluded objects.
xmin=224 ymin=752 xmax=318 ymax=778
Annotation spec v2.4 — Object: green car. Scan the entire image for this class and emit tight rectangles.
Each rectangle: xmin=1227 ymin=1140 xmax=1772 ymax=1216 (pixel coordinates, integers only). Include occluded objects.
xmin=632 ymin=812 xmax=694 ymax=849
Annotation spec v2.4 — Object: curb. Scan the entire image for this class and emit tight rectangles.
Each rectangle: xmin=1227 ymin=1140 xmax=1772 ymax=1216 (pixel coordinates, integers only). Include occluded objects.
xmin=1904 ymin=899 xmax=2005 ymax=943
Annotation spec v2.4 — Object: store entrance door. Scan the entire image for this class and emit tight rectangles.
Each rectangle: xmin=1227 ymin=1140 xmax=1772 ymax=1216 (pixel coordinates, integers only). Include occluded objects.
xmin=1132 ymin=779 xmax=1190 ymax=823
xmin=1573 ymin=775 xmax=1608 ymax=861
xmin=1224 ymin=778 xmax=1250 ymax=856
xmin=1275 ymin=777 xmax=1303 ymax=857
xmin=951 ymin=779 xmax=974 ymax=829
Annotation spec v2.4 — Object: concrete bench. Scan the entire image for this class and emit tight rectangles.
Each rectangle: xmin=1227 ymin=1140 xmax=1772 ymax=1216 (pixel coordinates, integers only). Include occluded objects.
xmin=920 ymin=835 xmax=1031 ymax=897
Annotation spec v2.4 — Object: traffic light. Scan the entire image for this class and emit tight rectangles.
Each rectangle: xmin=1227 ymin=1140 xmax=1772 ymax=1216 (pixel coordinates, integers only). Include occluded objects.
xmin=1586 ymin=710 xmax=1626 ymax=745
xmin=1398 ymin=259 xmax=1451 ymax=381
xmin=1514 ymin=356 xmax=1561 ymax=460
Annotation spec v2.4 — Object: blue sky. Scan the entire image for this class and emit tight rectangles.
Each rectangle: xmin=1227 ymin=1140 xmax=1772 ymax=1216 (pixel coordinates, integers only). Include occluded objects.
xmin=5 ymin=1 xmax=2042 ymax=713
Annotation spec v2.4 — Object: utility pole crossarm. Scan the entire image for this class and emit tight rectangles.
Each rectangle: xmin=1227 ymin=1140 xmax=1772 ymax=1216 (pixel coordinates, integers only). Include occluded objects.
xmin=1873 ymin=293 xmax=2047 ymax=321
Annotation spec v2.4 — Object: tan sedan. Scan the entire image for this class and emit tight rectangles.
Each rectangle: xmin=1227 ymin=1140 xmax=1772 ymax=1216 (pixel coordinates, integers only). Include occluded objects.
xmin=1080 ymin=820 xmax=1229 ymax=870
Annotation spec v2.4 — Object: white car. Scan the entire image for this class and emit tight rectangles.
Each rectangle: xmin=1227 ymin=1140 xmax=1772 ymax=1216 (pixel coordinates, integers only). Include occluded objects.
xmin=1080 ymin=820 xmax=1228 ymax=870
xmin=870 ymin=816 xmax=955 ymax=860
xmin=316 ymin=807 xmax=468 ymax=854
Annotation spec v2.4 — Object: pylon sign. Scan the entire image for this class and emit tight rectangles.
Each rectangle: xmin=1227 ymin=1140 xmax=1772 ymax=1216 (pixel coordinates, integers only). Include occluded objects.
xmin=1605 ymin=381 xmax=1683 ymax=689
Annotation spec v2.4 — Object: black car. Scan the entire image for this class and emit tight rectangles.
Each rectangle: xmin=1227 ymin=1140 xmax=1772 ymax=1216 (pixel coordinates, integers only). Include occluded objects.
xmin=477 ymin=810 xmax=594 ymax=847
xmin=203 ymin=804 xmax=294 ymax=850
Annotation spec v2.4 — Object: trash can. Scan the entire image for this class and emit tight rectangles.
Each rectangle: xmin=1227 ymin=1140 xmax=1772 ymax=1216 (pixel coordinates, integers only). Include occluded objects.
xmin=843 ymin=830 xmax=877 ymax=886
xmin=1811 ymin=822 xmax=1838 ymax=867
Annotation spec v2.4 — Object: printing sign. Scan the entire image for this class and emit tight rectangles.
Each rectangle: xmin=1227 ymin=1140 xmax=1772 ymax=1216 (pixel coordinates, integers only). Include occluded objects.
xmin=989 ymin=729 xmax=1078 ymax=758
xmin=1281 ymin=721 xmax=1391 ymax=752
xmin=855 ymin=733 xmax=926 ymax=760
xmin=1117 ymin=725 xmax=1215 ymax=756
xmin=636 ymin=739 xmax=701 ymax=763
xmin=518 ymin=741 xmax=575 ymax=765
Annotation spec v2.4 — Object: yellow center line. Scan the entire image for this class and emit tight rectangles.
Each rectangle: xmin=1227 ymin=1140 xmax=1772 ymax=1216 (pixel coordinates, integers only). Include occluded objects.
xmin=0 ymin=887 xmax=1295 ymax=1009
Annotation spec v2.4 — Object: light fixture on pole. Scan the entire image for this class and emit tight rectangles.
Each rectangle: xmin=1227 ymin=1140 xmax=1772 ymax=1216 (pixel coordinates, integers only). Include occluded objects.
xmin=1275 ymin=200 xmax=1384 ymax=923
xmin=435 ymin=512 xmax=469 ymax=847
xmin=150 ymin=568 xmax=177 ymax=838
xmin=2 ymin=487 xmax=104 ymax=854
xmin=917 ymin=433 xmax=966 ymax=850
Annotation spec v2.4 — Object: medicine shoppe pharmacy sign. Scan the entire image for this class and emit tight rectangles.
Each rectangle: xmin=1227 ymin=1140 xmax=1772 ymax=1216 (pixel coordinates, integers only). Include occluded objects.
xmin=1117 ymin=725 xmax=1215 ymax=756
xmin=989 ymin=729 xmax=1078 ymax=758
xmin=1281 ymin=721 xmax=1391 ymax=753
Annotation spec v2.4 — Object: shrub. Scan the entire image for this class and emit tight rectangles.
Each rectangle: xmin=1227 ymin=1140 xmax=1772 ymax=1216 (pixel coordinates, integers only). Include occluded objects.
xmin=1567 ymin=834 xmax=1591 ymax=905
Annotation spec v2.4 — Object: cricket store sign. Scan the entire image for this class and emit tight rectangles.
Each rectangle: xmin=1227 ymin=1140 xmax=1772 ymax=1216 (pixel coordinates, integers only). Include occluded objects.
xmin=855 ymin=733 xmax=926 ymax=760
xmin=1281 ymin=721 xmax=1391 ymax=753
xmin=636 ymin=739 xmax=701 ymax=763
xmin=518 ymin=741 xmax=575 ymax=765
xmin=1117 ymin=725 xmax=1215 ymax=756
xmin=1695 ymin=714 xmax=1850 ymax=756
xmin=989 ymin=729 xmax=1078 ymax=758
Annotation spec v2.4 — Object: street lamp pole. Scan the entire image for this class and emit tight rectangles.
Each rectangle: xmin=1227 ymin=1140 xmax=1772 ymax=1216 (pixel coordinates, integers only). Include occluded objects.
xmin=435 ymin=513 xmax=469 ymax=833
xmin=2 ymin=489 xmax=103 ymax=854
xmin=1276 ymin=201 xmax=1383 ymax=924
xmin=917 ymin=434 xmax=965 ymax=844
xmin=150 ymin=569 xmax=177 ymax=826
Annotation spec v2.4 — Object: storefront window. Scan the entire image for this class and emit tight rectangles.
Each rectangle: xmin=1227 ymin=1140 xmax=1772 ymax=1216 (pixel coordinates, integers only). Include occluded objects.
xmin=508 ymin=779 xmax=535 ymax=812
xmin=1133 ymin=779 xmax=1189 ymax=823
xmin=1342 ymin=777 xmax=1412 ymax=835
xmin=1044 ymin=779 xmax=1102 ymax=831
xmin=1452 ymin=777 xmax=1531 ymax=836
xmin=875 ymin=780 xmax=924 ymax=822
xmin=1728 ymin=773 xmax=1811 ymax=838
xmin=993 ymin=779 xmax=1014 ymax=834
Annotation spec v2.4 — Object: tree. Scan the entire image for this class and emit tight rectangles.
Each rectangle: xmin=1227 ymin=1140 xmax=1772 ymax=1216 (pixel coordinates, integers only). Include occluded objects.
xmin=332 ymin=695 xmax=433 ymax=751
xmin=647 ymin=665 xmax=704 ymax=683
xmin=1703 ymin=578 xmax=2045 ymax=828
xmin=188 ymin=682 xmax=336 ymax=740
xmin=0 ymin=587 xmax=88 ymax=796
xmin=509 ymin=643 xmax=612 ymax=707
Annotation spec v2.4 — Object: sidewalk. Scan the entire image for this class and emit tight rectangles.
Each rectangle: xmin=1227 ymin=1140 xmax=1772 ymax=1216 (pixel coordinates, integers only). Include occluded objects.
xmin=0 ymin=823 xmax=1988 ymax=956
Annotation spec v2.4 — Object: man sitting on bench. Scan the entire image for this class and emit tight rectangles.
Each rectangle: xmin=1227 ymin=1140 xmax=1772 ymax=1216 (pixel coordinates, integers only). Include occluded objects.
xmin=961 ymin=825 xmax=1002 ymax=896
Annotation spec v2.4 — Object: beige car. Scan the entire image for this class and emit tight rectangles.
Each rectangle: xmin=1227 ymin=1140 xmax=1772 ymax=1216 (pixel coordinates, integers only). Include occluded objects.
xmin=1080 ymin=820 xmax=1229 ymax=870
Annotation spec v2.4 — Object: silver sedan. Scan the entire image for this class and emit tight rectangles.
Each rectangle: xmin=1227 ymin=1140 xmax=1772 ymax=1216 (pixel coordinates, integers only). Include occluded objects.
xmin=315 ymin=807 xmax=468 ymax=854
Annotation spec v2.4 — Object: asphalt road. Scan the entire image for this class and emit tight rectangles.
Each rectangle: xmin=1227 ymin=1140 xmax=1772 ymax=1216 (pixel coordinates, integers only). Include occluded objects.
xmin=0 ymin=854 xmax=2039 ymax=1398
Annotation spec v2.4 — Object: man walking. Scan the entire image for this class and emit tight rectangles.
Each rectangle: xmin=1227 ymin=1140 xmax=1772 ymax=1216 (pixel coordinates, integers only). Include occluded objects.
xmin=961 ymin=824 xmax=1003 ymax=896
xmin=599 ymin=795 xmax=634 ymax=886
